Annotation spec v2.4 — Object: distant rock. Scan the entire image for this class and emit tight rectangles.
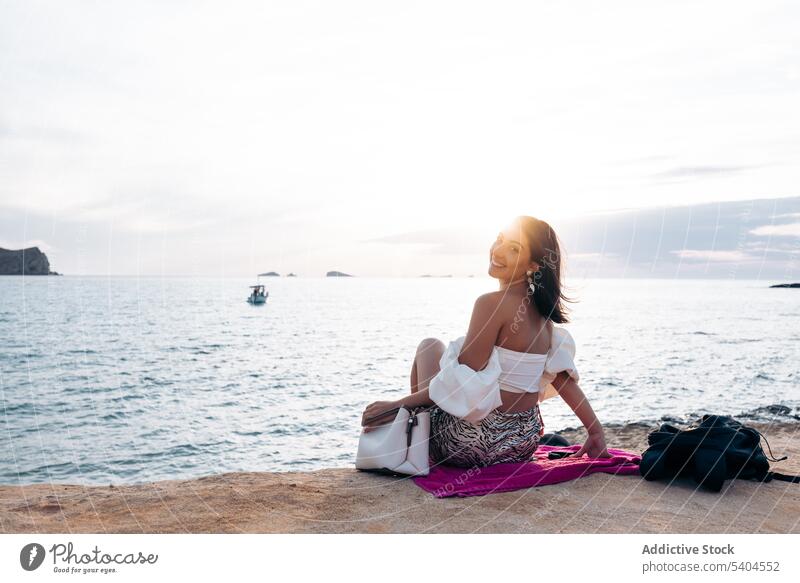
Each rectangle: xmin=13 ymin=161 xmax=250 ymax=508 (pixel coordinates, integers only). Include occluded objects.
xmin=738 ymin=403 xmax=800 ymax=421
xmin=769 ymin=283 xmax=800 ymax=288
xmin=326 ymin=271 xmax=353 ymax=277
xmin=0 ymin=247 xmax=59 ymax=275
xmin=287 ymin=273 xmax=297 ymax=277
xmin=259 ymin=271 xmax=280 ymax=277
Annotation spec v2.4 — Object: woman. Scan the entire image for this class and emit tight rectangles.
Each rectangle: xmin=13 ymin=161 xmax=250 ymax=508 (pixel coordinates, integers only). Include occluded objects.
xmin=361 ymin=216 xmax=610 ymax=467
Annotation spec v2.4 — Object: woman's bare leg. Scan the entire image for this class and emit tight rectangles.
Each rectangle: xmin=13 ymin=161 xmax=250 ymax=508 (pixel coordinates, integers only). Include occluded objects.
xmin=410 ymin=338 xmax=445 ymax=394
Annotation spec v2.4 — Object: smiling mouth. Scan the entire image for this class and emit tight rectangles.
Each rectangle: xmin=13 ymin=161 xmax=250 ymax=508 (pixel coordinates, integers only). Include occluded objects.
xmin=491 ymin=258 xmax=506 ymax=268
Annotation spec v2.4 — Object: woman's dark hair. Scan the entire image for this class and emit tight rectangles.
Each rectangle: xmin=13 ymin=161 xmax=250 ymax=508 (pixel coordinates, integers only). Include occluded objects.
xmin=517 ymin=215 xmax=575 ymax=323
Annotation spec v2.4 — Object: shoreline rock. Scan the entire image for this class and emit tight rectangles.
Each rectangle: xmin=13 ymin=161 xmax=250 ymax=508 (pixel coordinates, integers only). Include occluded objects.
xmin=1 ymin=421 xmax=797 ymax=533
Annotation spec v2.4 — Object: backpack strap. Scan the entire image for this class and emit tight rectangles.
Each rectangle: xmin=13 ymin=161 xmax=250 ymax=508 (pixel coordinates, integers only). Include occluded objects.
xmin=752 ymin=428 xmax=789 ymax=462
xmin=766 ymin=471 xmax=800 ymax=484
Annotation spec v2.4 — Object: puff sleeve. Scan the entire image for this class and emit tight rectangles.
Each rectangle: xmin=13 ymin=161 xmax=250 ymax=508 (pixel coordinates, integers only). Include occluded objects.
xmin=428 ymin=336 xmax=503 ymax=425
xmin=537 ymin=326 xmax=580 ymax=403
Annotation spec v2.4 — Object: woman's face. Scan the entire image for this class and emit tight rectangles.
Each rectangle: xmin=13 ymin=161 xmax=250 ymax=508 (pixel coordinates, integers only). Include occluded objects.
xmin=488 ymin=221 xmax=539 ymax=282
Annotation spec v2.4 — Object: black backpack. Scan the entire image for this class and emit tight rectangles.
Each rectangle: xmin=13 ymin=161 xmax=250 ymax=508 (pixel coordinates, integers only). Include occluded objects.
xmin=639 ymin=414 xmax=800 ymax=492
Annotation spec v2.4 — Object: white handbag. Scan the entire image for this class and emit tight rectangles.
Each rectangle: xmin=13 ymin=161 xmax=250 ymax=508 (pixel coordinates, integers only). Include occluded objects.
xmin=356 ymin=406 xmax=431 ymax=476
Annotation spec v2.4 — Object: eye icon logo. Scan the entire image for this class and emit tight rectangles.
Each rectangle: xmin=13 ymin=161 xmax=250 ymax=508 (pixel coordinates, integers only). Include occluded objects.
xmin=20 ymin=543 xmax=46 ymax=571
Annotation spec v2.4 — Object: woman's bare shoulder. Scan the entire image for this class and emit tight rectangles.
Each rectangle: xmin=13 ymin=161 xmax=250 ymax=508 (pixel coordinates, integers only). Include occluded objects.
xmin=472 ymin=290 xmax=527 ymax=321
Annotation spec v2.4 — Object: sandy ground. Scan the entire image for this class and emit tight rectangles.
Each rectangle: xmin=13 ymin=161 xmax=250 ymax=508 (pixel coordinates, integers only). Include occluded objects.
xmin=2 ymin=422 xmax=799 ymax=533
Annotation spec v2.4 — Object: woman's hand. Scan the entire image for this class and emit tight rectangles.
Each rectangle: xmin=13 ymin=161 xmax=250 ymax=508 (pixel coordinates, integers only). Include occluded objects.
xmin=572 ymin=429 xmax=612 ymax=458
xmin=361 ymin=400 xmax=401 ymax=433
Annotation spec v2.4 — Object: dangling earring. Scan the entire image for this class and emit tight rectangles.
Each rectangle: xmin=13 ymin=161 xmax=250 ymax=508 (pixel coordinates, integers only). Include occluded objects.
xmin=526 ymin=270 xmax=536 ymax=295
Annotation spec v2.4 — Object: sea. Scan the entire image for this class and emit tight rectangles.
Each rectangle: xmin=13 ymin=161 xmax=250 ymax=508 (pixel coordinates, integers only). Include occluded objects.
xmin=1 ymin=275 xmax=798 ymax=485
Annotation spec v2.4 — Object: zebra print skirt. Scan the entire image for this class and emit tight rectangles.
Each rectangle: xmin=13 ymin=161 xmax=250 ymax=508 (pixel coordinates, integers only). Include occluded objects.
xmin=429 ymin=405 xmax=544 ymax=468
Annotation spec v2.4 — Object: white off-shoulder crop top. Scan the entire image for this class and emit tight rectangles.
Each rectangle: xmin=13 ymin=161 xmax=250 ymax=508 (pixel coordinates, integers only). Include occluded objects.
xmin=428 ymin=326 xmax=580 ymax=425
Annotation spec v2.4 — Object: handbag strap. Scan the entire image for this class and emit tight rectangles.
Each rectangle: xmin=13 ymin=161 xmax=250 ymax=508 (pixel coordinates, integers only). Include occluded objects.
xmin=364 ymin=404 xmax=432 ymax=425
xmin=363 ymin=406 xmax=402 ymax=425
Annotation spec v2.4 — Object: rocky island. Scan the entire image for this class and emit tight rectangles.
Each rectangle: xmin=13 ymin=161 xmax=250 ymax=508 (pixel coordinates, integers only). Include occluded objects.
xmin=0 ymin=247 xmax=59 ymax=275
xmin=770 ymin=283 xmax=800 ymax=288
xmin=326 ymin=271 xmax=353 ymax=277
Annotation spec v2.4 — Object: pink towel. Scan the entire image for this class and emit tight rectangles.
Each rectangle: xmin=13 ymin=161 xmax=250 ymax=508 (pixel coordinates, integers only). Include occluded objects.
xmin=412 ymin=445 xmax=642 ymax=498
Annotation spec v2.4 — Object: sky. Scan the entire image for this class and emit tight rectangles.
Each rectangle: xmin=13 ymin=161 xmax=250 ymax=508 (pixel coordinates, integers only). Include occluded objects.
xmin=1 ymin=1 xmax=799 ymax=277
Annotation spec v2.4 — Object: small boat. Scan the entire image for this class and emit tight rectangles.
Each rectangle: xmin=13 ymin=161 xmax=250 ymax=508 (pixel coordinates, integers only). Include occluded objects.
xmin=247 ymin=284 xmax=268 ymax=304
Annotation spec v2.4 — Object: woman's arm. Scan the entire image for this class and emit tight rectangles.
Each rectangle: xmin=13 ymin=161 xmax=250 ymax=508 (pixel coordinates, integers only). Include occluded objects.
xmin=552 ymin=371 xmax=611 ymax=457
xmin=362 ymin=388 xmax=433 ymax=432
xmin=362 ymin=293 xmax=504 ymax=429
xmin=457 ymin=292 xmax=505 ymax=370
xmin=394 ymin=293 xmax=503 ymax=410
xmin=552 ymin=371 xmax=603 ymax=433
xmin=397 ymin=387 xmax=433 ymax=408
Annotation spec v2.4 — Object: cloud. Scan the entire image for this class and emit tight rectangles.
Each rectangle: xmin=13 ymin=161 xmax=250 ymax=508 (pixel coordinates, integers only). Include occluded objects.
xmin=750 ymin=222 xmax=800 ymax=237
xmin=743 ymin=239 xmax=798 ymax=253
xmin=670 ymin=249 xmax=753 ymax=262
xmin=611 ymin=154 xmax=675 ymax=166
xmin=651 ymin=165 xmax=753 ymax=182
xmin=365 ymin=229 xmax=489 ymax=255
xmin=569 ymin=252 xmax=618 ymax=260
xmin=0 ymin=123 xmax=87 ymax=144
xmin=2 ymin=1 xmax=800 ymax=276
xmin=0 ymin=238 xmax=55 ymax=252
